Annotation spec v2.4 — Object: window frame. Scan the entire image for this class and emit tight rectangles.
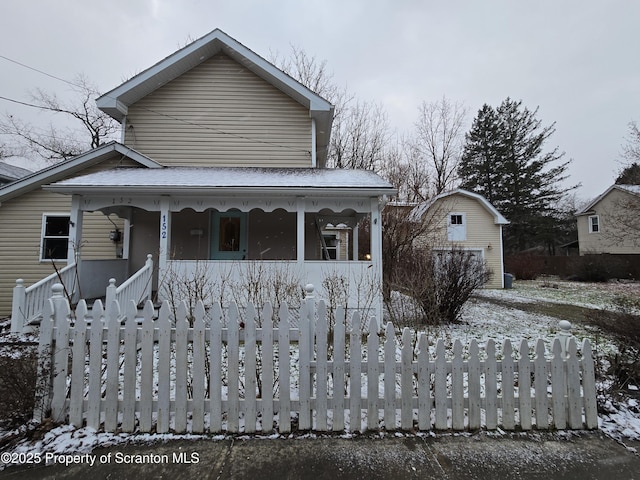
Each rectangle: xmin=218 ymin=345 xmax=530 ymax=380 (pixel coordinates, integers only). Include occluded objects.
xmin=588 ymin=215 xmax=600 ymax=233
xmin=447 ymin=212 xmax=467 ymax=241
xmin=40 ymin=213 xmax=71 ymax=262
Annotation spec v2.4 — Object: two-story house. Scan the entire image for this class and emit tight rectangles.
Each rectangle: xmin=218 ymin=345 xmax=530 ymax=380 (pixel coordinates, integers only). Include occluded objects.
xmin=2 ymin=29 xmax=395 ymax=330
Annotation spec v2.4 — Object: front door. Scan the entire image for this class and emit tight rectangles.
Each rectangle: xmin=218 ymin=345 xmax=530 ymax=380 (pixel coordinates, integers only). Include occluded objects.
xmin=211 ymin=211 xmax=247 ymax=260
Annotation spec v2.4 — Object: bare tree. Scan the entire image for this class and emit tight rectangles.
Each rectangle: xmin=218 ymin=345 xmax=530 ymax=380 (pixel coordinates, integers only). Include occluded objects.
xmin=0 ymin=74 xmax=119 ymax=163
xmin=379 ymin=137 xmax=431 ymax=203
xmin=271 ymin=45 xmax=389 ymax=170
xmin=622 ymin=121 xmax=640 ymax=164
xmin=411 ymin=97 xmax=467 ymax=194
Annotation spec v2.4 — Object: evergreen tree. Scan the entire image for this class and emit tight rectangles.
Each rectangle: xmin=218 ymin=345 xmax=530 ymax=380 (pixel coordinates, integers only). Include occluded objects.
xmin=459 ymin=98 xmax=576 ymax=252
xmin=615 ymin=162 xmax=640 ymax=185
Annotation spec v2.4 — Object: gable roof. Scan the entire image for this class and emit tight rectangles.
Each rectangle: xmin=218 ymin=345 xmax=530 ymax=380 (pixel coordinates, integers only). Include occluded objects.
xmin=96 ymin=29 xmax=334 ymax=145
xmin=409 ymin=188 xmax=509 ymax=224
xmin=575 ymin=184 xmax=640 ymax=216
xmin=46 ymin=166 xmax=397 ymax=197
xmin=0 ymin=142 xmax=161 ymax=204
xmin=0 ymin=162 xmax=32 ymax=183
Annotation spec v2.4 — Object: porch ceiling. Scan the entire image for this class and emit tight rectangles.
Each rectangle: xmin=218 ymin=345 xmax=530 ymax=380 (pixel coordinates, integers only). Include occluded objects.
xmin=45 ymin=166 xmax=397 ymax=197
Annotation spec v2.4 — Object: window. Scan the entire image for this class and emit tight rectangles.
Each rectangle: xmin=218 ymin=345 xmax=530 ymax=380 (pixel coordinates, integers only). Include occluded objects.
xmin=41 ymin=214 xmax=70 ymax=260
xmin=447 ymin=213 xmax=466 ymax=241
xmin=589 ymin=215 xmax=600 ymax=233
xmin=322 ymin=234 xmax=339 ymax=260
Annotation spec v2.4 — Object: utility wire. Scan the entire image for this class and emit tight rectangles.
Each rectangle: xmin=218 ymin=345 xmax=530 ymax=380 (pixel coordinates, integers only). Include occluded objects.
xmin=0 ymin=54 xmax=313 ymax=156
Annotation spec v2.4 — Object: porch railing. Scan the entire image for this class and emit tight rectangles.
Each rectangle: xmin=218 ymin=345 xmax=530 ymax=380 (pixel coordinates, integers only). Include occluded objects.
xmin=11 ymin=262 xmax=77 ymax=334
xmin=105 ymin=254 xmax=153 ymax=318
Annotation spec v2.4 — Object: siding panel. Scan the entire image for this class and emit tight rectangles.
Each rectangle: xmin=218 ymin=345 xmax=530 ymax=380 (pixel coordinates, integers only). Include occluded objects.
xmin=124 ymin=55 xmax=313 ymax=167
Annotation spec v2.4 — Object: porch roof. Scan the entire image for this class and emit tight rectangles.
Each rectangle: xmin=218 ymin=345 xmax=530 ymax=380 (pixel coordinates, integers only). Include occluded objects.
xmin=46 ymin=166 xmax=397 ymax=197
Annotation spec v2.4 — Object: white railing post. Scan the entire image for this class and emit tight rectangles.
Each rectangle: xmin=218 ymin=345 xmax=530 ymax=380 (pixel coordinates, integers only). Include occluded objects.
xmin=11 ymin=279 xmax=26 ymax=334
xmin=51 ymin=283 xmax=71 ymax=328
xmin=105 ymin=278 xmax=117 ymax=318
xmin=556 ymin=320 xmax=573 ymax=359
xmin=304 ymin=283 xmax=316 ymax=350
xmin=144 ymin=254 xmax=153 ymax=302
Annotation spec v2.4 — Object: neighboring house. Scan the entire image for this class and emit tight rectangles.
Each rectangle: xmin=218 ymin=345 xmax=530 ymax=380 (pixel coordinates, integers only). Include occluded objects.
xmin=0 ymin=162 xmax=32 ymax=186
xmin=2 ymin=29 xmax=395 ymax=325
xmin=575 ymin=184 xmax=640 ymax=255
xmin=409 ymin=189 xmax=509 ymax=289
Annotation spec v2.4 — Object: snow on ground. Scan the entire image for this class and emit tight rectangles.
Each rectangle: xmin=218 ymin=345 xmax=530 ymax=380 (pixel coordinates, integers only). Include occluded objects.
xmin=1 ymin=279 xmax=639 ymax=461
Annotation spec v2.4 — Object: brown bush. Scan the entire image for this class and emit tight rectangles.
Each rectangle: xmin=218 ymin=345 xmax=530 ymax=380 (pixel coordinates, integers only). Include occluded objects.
xmin=0 ymin=344 xmax=39 ymax=426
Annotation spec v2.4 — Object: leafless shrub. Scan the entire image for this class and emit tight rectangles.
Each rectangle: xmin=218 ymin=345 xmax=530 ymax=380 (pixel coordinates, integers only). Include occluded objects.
xmin=391 ymin=246 xmax=492 ymax=325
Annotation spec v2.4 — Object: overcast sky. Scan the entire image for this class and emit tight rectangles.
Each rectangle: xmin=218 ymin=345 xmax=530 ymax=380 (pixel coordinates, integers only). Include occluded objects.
xmin=1 ymin=0 xmax=638 ymax=201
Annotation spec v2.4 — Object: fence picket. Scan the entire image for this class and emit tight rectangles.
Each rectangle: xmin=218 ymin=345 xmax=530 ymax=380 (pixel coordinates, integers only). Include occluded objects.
xmin=156 ymin=301 xmax=172 ymax=433
xmin=261 ymin=303 xmax=274 ymax=433
xmin=502 ymin=340 xmax=515 ymax=430
xmin=434 ymin=340 xmax=447 ymax=430
xmin=566 ymin=339 xmax=582 ymax=428
xmin=174 ymin=302 xmax=189 ymax=433
xmin=468 ymin=340 xmax=481 ymax=430
xmin=333 ymin=306 xmax=346 ymax=432
xmin=227 ymin=302 xmax=240 ymax=433
xmin=534 ymin=339 xmax=549 ymax=429
xmin=400 ymin=328 xmax=413 ymax=430
xmin=518 ymin=340 xmax=532 ymax=430
xmin=104 ymin=300 xmax=121 ymax=432
xmin=316 ymin=301 xmax=328 ymax=431
xmin=366 ymin=316 xmax=379 ymax=431
xmin=581 ymin=339 xmax=598 ymax=429
xmin=86 ymin=300 xmax=104 ymax=430
xmin=298 ymin=301 xmax=311 ymax=430
xmin=245 ymin=303 xmax=258 ymax=434
xmin=550 ymin=339 xmax=567 ymax=429
xmin=278 ymin=303 xmax=291 ymax=434
xmin=452 ymin=340 xmax=464 ymax=430
xmin=484 ymin=339 xmax=498 ymax=430
xmin=69 ymin=301 xmax=88 ymax=427
xmin=191 ymin=301 xmax=206 ymax=434
xmin=51 ymin=295 xmax=71 ymax=423
xmin=417 ymin=334 xmax=430 ymax=430
xmin=209 ymin=303 xmax=223 ymax=432
xmin=139 ymin=301 xmax=155 ymax=433
xmin=122 ymin=300 xmax=138 ymax=432
xmin=349 ymin=311 xmax=362 ymax=433
xmin=383 ymin=322 xmax=396 ymax=430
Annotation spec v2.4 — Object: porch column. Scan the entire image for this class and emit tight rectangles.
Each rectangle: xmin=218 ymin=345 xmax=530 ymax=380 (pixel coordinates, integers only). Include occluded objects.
xmin=296 ymin=197 xmax=305 ymax=264
xmin=353 ymin=224 xmax=359 ymax=260
xmin=68 ymin=195 xmax=84 ymax=265
xmin=159 ymin=197 xmax=171 ymax=282
xmin=370 ymin=197 xmax=383 ymax=324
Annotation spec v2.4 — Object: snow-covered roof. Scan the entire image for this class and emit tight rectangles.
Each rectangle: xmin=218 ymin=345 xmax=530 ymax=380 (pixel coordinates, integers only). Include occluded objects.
xmin=0 ymin=162 xmax=32 ymax=182
xmin=0 ymin=142 xmax=161 ymax=203
xmin=575 ymin=184 xmax=640 ymax=216
xmin=409 ymin=188 xmax=509 ymax=224
xmin=46 ymin=166 xmax=397 ymax=196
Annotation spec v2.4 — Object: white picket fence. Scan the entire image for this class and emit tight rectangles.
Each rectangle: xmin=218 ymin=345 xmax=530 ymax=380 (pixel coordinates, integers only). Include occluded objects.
xmin=34 ymin=285 xmax=598 ymax=434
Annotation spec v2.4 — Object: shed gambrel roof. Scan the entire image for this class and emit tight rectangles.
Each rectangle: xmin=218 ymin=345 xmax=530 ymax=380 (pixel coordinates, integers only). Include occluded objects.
xmin=575 ymin=184 xmax=640 ymax=216
xmin=0 ymin=142 xmax=161 ymax=204
xmin=96 ymin=29 xmax=334 ymax=158
xmin=409 ymin=188 xmax=509 ymax=224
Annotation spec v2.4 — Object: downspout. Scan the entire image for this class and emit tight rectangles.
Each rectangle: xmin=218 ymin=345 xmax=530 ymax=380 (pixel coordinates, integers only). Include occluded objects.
xmin=311 ymin=118 xmax=317 ymax=168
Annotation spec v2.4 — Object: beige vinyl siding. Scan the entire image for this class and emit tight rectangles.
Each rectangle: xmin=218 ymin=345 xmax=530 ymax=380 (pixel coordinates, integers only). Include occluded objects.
xmin=578 ymin=188 xmax=640 ymax=255
xmin=124 ymin=54 xmax=313 ymax=168
xmin=0 ymin=166 xmax=138 ymax=316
